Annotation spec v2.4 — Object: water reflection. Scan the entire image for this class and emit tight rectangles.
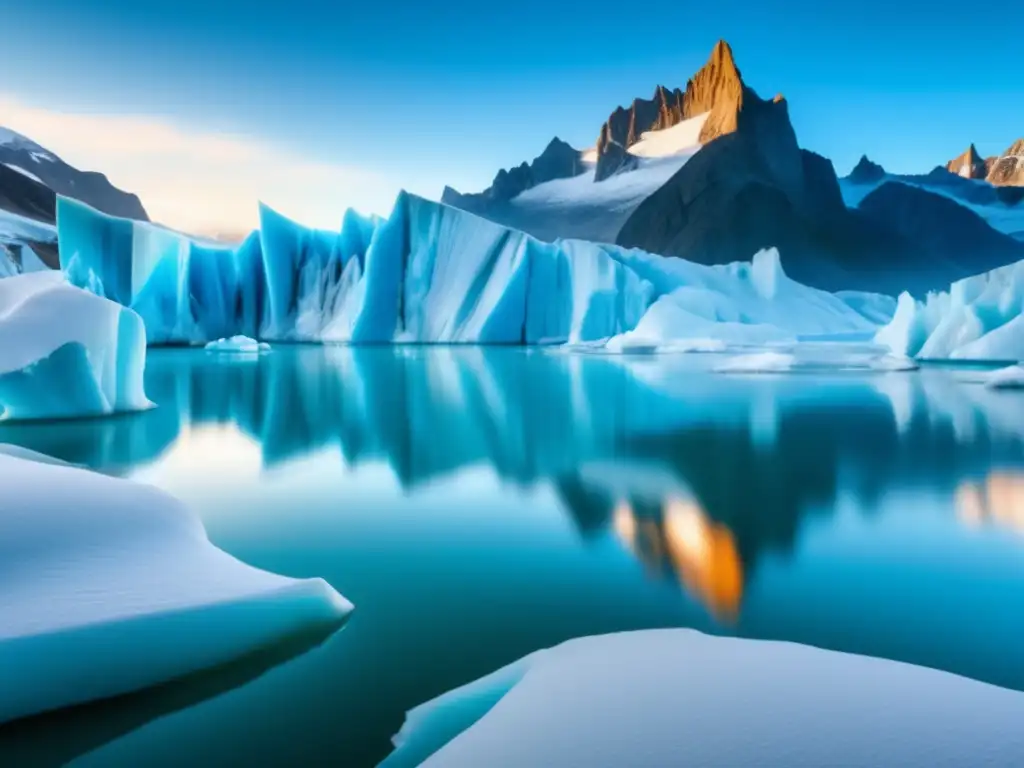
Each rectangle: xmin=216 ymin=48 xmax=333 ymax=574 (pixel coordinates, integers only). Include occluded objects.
xmin=958 ymin=472 xmax=1024 ymax=536
xmin=614 ymin=497 xmax=744 ymax=621
xmin=2 ymin=345 xmax=1022 ymax=619
xmin=4 ymin=346 xmax=1024 ymax=767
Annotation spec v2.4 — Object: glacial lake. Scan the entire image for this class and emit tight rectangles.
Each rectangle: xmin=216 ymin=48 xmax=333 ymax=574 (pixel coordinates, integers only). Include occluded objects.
xmin=2 ymin=345 xmax=1024 ymax=766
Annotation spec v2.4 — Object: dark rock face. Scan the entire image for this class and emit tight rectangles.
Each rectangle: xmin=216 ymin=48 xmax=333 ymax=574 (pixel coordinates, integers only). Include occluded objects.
xmin=946 ymin=144 xmax=988 ymax=179
xmin=0 ymin=129 xmax=149 ymax=221
xmin=857 ymin=182 xmax=1024 ymax=277
xmin=447 ymin=137 xmax=585 ymax=207
xmin=616 ymin=132 xmax=876 ymax=291
xmin=0 ymin=163 xmax=56 ymax=223
xmin=800 ymin=150 xmax=846 ymax=224
xmin=847 ymin=156 xmax=886 ymax=185
xmin=618 ymin=142 xmax=1024 ymax=295
xmin=987 ymin=138 xmax=1024 ymax=186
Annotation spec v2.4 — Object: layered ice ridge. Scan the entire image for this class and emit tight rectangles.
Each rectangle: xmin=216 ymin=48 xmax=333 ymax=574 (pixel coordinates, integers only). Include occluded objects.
xmin=59 ymin=193 xmax=878 ymax=347
xmin=876 ymin=258 xmax=1024 ymax=361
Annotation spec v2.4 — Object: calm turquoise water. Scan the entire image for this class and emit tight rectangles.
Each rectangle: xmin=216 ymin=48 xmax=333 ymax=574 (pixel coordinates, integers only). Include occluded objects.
xmin=3 ymin=345 xmax=1024 ymax=766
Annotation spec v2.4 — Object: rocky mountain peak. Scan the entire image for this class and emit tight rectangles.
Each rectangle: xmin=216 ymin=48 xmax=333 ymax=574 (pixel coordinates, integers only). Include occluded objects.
xmin=680 ymin=39 xmax=745 ymax=138
xmin=986 ymin=138 xmax=1024 ymax=186
xmin=592 ymin=40 xmax=791 ymax=181
xmin=946 ymin=144 xmax=987 ymax=179
xmin=848 ymin=156 xmax=886 ymax=185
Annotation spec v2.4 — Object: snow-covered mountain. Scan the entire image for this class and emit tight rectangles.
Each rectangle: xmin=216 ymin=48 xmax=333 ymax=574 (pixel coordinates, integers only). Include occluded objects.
xmin=0 ymin=126 xmax=148 ymax=222
xmin=443 ymin=41 xmax=1024 ymax=295
xmin=841 ymin=159 xmax=1024 ymax=243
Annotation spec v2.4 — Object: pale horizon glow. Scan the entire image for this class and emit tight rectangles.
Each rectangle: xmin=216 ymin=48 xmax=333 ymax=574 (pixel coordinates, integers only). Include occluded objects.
xmin=0 ymin=95 xmax=412 ymax=237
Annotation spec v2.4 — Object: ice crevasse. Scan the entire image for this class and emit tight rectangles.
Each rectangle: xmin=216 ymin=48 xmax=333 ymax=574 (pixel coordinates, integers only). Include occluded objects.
xmin=0 ymin=271 xmax=151 ymax=420
xmin=57 ymin=193 xmax=879 ymax=347
xmin=876 ymin=258 xmax=1024 ymax=361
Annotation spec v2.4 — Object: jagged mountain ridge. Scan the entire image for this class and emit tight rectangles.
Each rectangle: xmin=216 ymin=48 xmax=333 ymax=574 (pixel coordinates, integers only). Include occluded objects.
xmin=0 ymin=127 xmax=149 ymax=223
xmin=444 ymin=40 xmax=1024 ymax=295
xmin=946 ymin=144 xmax=988 ymax=179
xmin=987 ymin=138 xmax=1024 ymax=186
xmin=944 ymin=138 xmax=1024 ymax=186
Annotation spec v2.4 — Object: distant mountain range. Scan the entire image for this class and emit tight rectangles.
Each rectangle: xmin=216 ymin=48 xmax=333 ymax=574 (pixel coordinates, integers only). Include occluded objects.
xmin=0 ymin=127 xmax=148 ymax=223
xmin=0 ymin=126 xmax=150 ymax=272
xmin=444 ymin=40 xmax=1024 ymax=295
xmin=946 ymin=140 xmax=1024 ymax=186
xmin=2 ymin=47 xmax=1022 ymax=296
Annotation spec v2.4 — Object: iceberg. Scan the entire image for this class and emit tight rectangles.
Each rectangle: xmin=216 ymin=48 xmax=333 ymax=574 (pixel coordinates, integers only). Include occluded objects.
xmin=0 ymin=272 xmax=151 ymax=421
xmin=0 ymin=446 xmax=352 ymax=725
xmin=383 ymin=630 xmax=1024 ymax=768
xmin=59 ymin=194 xmax=879 ymax=348
xmin=876 ymin=259 xmax=1024 ymax=361
xmin=205 ymin=335 xmax=270 ymax=354
xmin=987 ymin=365 xmax=1024 ymax=390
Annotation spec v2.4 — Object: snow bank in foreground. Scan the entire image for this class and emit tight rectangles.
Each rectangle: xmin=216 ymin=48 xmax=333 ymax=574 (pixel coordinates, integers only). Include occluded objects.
xmin=383 ymin=630 xmax=1024 ymax=768
xmin=0 ymin=272 xmax=151 ymax=421
xmin=59 ymin=194 xmax=878 ymax=347
xmin=0 ymin=448 xmax=352 ymax=724
xmin=205 ymin=335 xmax=270 ymax=353
xmin=876 ymin=259 xmax=1024 ymax=361
xmin=987 ymin=365 xmax=1024 ymax=390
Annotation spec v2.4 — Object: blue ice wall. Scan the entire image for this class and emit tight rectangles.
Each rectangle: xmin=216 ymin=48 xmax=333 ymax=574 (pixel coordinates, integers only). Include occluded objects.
xmin=57 ymin=193 xmax=662 ymax=345
xmin=56 ymin=192 xmax=874 ymax=347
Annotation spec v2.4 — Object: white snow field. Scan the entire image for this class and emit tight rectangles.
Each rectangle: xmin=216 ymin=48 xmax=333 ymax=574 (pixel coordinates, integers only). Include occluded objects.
xmin=58 ymin=194 xmax=883 ymax=349
xmin=625 ymin=112 xmax=709 ymax=159
xmin=0 ymin=272 xmax=152 ymax=420
xmin=876 ymin=258 xmax=1024 ymax=361
xmin=205 ymin=335 xmax=270 ymax=353
xmin=0 ymin=447 xmax=352 ymax=724
xmin=383 ymin=629 xmax=1024 ymax=768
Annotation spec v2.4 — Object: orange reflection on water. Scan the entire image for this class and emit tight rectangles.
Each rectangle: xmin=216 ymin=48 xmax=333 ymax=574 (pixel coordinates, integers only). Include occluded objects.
xmin=613 ymin=497 xmax=744 ymax=622
xmin=957 ymin=472 xmax=1024 ymax=535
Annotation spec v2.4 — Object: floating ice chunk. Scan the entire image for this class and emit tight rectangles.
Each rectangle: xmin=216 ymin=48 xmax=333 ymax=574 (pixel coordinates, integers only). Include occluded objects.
xmin=715 ymin=351 xmax=796 ymax=373
xmin=986 ymin=365 xmax=1024 ymax=390
xmin=0 ymin=272 xmax=151 ymax=421
xmin=385 ymin=630 xmax=1024 ymax=768
xmin=876 ymin=259 xmax=1024 ymax=361
xmin=0 ymin=448 xmax=352 ymax=724
xmin=205 ymin=335 xmax=270 ymax=354
xmin=601 ymin=334 xmax=728 ymax=355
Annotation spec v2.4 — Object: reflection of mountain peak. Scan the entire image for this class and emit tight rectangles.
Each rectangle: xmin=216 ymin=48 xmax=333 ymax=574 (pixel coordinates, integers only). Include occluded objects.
xmin=613 ymin=497 xmax=744 ymax=622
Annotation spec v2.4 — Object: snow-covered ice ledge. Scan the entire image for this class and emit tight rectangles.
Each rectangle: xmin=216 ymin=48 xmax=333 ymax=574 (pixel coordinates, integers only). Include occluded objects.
xmin=0 ymin=447 xmax=352 ymax=725
xmin=383 ymin=629 xmax=1024 ymax=767
xmin=0 ymin=272 xmax=152 ymax=421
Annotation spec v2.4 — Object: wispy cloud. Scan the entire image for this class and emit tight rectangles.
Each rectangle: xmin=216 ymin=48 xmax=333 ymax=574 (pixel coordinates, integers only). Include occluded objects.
xmin=0 ymin=95 xmax=407 ymax=237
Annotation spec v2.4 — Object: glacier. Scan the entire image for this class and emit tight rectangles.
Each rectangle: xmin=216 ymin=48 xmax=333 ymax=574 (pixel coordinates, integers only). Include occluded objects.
xmin=0 ymin=445 xmax=352 ymax=724
xmin=0 ymin=272 xmax=151 ymax=421
xmin=382 ymin=630 xmax=1024 ymax=768
xmin=876 ymin=258 xmax=1024 ymax=361
xmin=58 ymin=193 xmax=880 ymax=348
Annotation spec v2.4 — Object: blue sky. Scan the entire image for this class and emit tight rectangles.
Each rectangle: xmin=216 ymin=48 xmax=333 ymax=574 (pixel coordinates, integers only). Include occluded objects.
xmin=3 ymin=0 xmax=1022 ymax=232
